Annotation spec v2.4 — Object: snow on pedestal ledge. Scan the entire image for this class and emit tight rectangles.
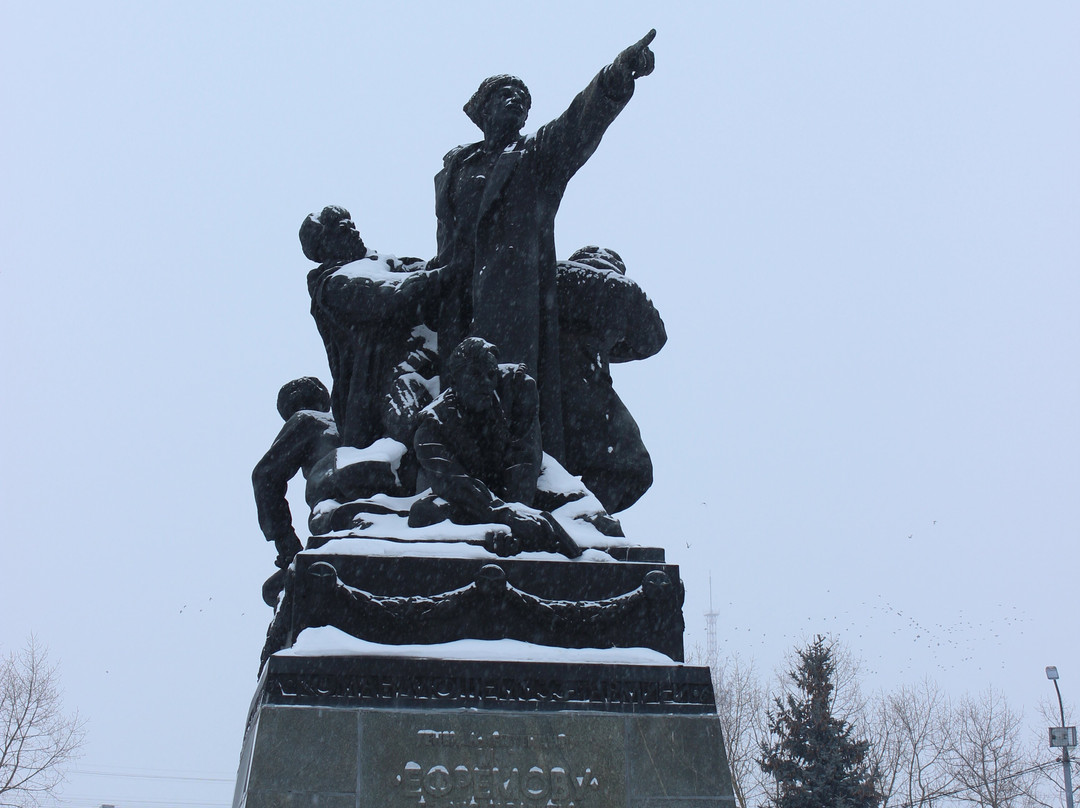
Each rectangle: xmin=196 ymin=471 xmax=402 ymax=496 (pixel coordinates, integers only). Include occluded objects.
xmin=307 ymin=535 xmax=615 ymax=562
xmin=278 ymin=626 xmax=678 ymax=666
xmin=310 ymin=451 xmax=642 ymax=553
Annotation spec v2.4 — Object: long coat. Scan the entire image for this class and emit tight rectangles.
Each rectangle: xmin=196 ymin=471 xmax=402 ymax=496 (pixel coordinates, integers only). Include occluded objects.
xmin=433 ymin=66 xmax=634 ymax=461
xmin=307 ymin=253 xmax=435 ymax=450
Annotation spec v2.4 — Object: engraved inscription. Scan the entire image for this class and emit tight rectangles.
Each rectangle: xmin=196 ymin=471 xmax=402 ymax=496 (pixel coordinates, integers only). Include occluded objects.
xmin=361 ymin=711 xmax=626 ymax=808
xmin=267 ymin=670 xmax=714 ymax=708
xmin=394 ymin=760 xmax=599 ymax=806
xmin=389 ymin=729 xmax=602 ymax=806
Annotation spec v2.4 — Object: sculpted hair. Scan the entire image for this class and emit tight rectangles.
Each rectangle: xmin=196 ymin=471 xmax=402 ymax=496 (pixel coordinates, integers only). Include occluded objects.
xmin=569 ymin=245 xmax=627 ymax=275
xmin=298 ymin=205 xmax=361 ymax=263
xmin=445 ymin=338 xmax=498 ymax=388
xmin=277 ymin=377 xmax=331 ymax=420
xmin=463 ymin=75 xmax=532 ymax=129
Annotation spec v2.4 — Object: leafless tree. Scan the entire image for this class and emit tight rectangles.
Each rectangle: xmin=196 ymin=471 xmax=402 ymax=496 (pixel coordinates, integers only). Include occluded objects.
xmin=1024 ymin=694 xmax=1079 ymax=808
xmin=0 ymin=638 xmax=85 ymax=808
xmin=709 ymin=651 xmax=769 ymax=808
xmin=946 ymin=687 xmax=1035 ymax=808
xmin=870 ymin=679 xmax=953 ymax=808
xmin=826 ymin=639 xmax=871 ymax=727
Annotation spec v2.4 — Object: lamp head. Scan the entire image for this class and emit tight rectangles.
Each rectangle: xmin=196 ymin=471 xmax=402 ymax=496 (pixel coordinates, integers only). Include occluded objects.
xmin=1046 ymin=666 xmax=1060 ymax=680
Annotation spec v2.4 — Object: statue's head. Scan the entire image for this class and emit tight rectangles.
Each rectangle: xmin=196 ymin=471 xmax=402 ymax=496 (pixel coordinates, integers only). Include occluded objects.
xmin=464 ymin=75 xmax=531 ymax=137
xmin=299 ymin=205 xmax=368 ymax=264
xmin=276 ymin=377 xmax=331 ymax=420
xmin=446 ymin=338 xmax=499 ymax=413
xmin=569 ymin=245 xmax=627 ymax=275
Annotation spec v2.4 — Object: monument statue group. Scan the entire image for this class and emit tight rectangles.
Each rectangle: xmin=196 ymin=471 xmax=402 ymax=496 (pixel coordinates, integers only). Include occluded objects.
xmin=235 ymin=31 xmax=736 ymax=808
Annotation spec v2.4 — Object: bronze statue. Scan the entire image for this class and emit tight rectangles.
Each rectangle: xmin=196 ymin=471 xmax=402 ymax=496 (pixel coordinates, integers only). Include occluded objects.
xmin=432 ymin=30 xmax=657 ymax=461
xmin=266 ymin=35 xmax=664 ymax=567
xmin=252 ymin=377 xmax=340 ymax=568
xmin=246 ymin=29 xmax=693 ymax=673
xmin=557 ymin=246 xmax=667 ymax=513
xmin=409 ymin=338 xmax=582 ymax=558
xmin=302 ymin=206 xmax=439 ymax=451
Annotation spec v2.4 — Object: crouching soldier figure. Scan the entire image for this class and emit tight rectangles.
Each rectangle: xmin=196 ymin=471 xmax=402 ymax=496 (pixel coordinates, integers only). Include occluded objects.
xmin=409 ymin=338 xmax=582 ymax=558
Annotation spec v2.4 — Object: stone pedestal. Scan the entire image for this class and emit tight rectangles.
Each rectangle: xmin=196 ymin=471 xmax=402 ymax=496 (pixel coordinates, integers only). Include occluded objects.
xmin=262 ymin=546 xmax=687 ymax=665
xmin=233 ymin=653 xmax=735 ymax=807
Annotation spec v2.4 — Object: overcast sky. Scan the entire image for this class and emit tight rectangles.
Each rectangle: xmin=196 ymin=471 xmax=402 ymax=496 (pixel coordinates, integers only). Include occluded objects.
xmin=1 ymin=2 xmax=1077 ymax=806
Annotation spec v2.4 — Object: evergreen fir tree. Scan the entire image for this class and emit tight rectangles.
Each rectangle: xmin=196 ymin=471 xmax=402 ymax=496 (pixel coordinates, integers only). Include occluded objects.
xmin=759 ymin=636 xmax=882 ymax=808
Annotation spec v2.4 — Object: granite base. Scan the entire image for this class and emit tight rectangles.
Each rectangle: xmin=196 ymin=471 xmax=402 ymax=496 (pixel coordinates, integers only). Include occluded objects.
xmin=233 ymin=654 xmax=735 ymax=808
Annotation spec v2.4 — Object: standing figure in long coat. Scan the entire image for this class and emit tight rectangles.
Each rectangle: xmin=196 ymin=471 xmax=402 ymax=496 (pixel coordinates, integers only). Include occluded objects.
xmin=432 ymin=30 xmax=656 ymax=461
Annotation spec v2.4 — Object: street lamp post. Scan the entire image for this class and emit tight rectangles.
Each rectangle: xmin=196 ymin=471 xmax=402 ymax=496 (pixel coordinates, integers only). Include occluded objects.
xmin=1046 ymin=666 xmax=1076 ymax=808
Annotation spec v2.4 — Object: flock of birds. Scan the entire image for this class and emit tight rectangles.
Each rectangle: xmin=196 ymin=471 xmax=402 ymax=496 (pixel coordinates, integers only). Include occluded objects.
xmin=704 ymin=517 xmax=1035 ymax=688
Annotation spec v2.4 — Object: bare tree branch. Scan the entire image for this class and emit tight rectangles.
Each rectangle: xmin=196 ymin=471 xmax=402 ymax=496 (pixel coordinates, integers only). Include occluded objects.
xmin=0 ymin=638 xmax=85 ymax=808
xmin=945 ymin=687 xmax=1034 ymax=808
xmin=870 ymin=678 xmax=953 ymax=808
xmin=1025 ymin=694 xmax=1079 ymax=808
xmin=709 ymin=651 xmax=769 ymax=808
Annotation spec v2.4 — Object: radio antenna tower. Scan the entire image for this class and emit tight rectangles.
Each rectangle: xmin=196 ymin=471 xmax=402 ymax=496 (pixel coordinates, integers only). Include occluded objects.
xmin=704 ymin=572 xmax=719 ymax=667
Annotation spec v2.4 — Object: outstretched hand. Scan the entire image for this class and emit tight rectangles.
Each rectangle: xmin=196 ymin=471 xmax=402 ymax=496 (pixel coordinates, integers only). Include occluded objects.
xmin=614 ymin=29 xmax=657 ymax=80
